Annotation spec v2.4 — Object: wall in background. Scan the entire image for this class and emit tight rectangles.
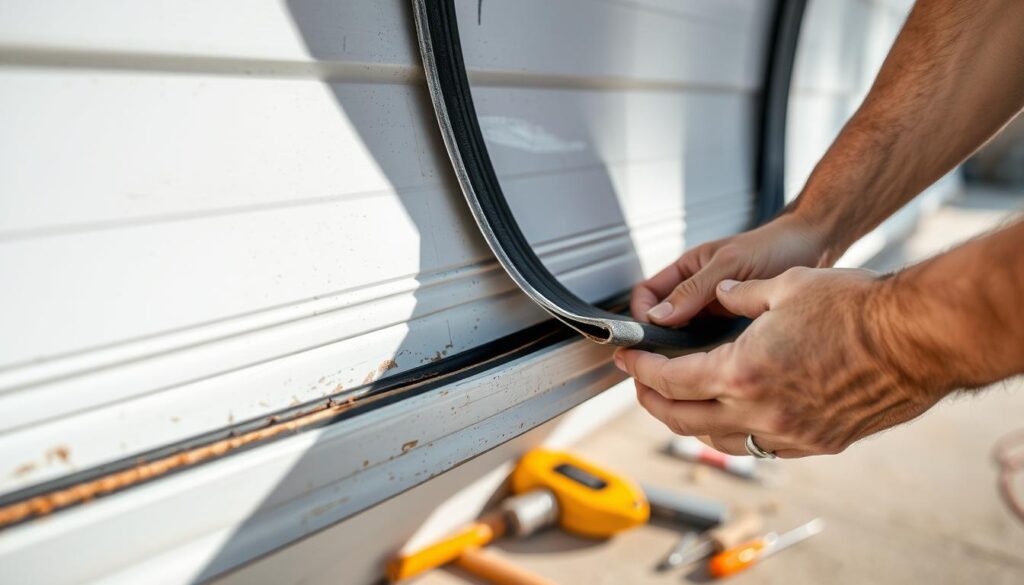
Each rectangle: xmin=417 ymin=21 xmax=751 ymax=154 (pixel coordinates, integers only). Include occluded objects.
xmin=965 ymin=115 xmax=1024 ymax=187
xmin=788 ymin=0 xmax=961 ymax=267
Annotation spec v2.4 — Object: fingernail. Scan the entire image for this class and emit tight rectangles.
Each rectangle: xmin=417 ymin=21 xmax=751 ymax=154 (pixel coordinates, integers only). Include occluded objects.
xmin=719 ymin=279 xmax=738 ymax=292
xmin=647 ymin=302 xmax=673 ymax=320
xmin=613 ymin=352 xmax=626 ymax=372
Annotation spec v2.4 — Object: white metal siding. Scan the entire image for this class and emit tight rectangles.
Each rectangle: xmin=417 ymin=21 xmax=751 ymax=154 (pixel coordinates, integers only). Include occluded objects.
xmin=0 ymin=0 xmax=771 ymax=496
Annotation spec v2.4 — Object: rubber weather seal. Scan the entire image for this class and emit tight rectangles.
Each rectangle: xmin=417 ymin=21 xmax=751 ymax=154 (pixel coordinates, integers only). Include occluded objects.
xmin=413 ymin=0 xmax=805 ymax=351
xmin=755 ymin=0 xmax=807 ymax=226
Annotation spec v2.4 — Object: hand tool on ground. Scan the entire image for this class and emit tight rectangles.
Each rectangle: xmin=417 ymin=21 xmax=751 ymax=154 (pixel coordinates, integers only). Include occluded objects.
xmin=454 ymin=547 xmax=557 ymax=585
xmin=642 ymin=483 xmax=729 ymax=530
xmin=657 ymin=531 xmax=700 ymax=572
xmin=708 ymin=517 xmax=824 ymax=578
xmin=386 ymin=448 xmax=649 ymax=583
xmin=656 ymin=508 xmax=763 ymax=571
xmin=667 ymin=436 xmax=762 ymax=481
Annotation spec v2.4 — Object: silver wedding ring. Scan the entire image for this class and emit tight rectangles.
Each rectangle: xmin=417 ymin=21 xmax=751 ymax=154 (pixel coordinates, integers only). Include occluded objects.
xmin=745 ymin=434 xmax=776 ymax=459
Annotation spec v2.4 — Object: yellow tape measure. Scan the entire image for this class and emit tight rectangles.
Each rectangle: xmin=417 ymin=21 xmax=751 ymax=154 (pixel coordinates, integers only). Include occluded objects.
xmin=511 ymin=449 xmax=649 ymax=538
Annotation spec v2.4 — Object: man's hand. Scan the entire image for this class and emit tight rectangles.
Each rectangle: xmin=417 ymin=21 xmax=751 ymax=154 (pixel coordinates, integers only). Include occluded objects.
xmin=631 ymin=214 xmax=825 ymax=327
xmin=617 ymin=267 xmax=946 ymax=458
xmin=620 ymin=0 xmax=1024 ymax=459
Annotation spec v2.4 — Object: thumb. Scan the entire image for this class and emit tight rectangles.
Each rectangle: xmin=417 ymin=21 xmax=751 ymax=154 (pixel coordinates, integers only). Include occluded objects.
xmin=646 ymin=263 xmax=725 ymax=326
xmin=715 ymin=278 xmax=773 ymax=319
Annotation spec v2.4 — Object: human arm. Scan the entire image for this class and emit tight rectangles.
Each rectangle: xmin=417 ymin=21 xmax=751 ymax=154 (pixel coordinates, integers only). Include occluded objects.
xmin=633 ymin=0 xmax=1024 ymax=326
xmin=791 ymin=0 xmax=1024 ymax=264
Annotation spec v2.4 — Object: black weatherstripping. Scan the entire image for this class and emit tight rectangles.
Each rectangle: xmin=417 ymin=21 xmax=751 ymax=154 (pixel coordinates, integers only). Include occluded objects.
xmin=755 ymin=0 xmax=807 ymax=227
xmin=413 ymin=0 xmax=805 ymax=351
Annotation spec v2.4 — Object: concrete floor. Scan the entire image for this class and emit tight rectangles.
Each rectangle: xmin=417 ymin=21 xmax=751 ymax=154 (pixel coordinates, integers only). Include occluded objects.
xmin=418 ymin=186 xmax=1024 ymax=585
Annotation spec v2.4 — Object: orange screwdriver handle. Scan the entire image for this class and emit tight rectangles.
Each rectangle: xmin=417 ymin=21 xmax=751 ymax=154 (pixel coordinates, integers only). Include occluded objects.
xmin=707 ymin=509 xmax=763 ymax=550
xmin=708 ymin=538 xmax=767 ymax=578
xmin=455 ymin=546 xmax=557 ymax=585
xmin=387 ymin=514 xmax=504 ymax=582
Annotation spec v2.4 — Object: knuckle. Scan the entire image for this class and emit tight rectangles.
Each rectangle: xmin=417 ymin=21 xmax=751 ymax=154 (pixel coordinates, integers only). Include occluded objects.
xmin=655 ymin=377 xmax=681 ymax=400
xmin=713 ymin=244 xmax=742 ymax=265
xmin=671 ymin=278 xmax=700 ymax=299
xmin=728 ymin=362 xmax=753 ymax=385
xmin=785 ymin=266 xmax=810 ymax=276
xmin=679 ymin=248 xmax=704 ymax=269
xmin=726 ymin=362 xmax=761 ymax=398
xmin=692 ymin=242 xmax=721 ymax=265
xmin=653 ymin=379 xmax=672 ymax=399
xmin=649 ymin=376 xmax=667 ymax=397
xmin=780 ymin=266 xmax=810 ymax=283
xmin=737 ymin=383 xmax=765 ymax=401
xmin=667 ymin=414 xmax=694 ymax=437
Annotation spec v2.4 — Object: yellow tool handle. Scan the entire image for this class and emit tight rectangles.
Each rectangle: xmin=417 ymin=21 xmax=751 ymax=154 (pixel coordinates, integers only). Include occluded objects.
xmin=708 ymin=538 xmax=767 ymax=578
xmin=387 ymin=514 xmax=504 ymax=582
xmin=455 ymin=547 xmax=558 ymax=585
xmin=708 ymin=509 xmax=763 ymax=551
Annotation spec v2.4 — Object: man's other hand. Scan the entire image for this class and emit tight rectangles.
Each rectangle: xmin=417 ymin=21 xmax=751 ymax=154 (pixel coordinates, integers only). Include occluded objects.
xmin=631 ymin=214 xmax=826 ymax=327
xmin=617 ymin=267 xmax=944 ymax=458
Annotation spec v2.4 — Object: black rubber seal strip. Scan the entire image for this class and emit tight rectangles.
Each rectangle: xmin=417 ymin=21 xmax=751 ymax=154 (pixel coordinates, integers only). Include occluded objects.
xmin=755 ymin=0 xmax=807 ymax=227
xmin=413 ymin=0 xmax=805 ymax=351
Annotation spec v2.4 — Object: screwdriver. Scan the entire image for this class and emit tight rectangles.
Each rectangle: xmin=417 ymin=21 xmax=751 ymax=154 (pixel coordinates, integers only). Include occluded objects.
xmin=657 ymin=531 xmax=699 ymax=571
xmin=708 ymin=518 xmax=824 ymax=578
xmin=657 ymin=509 xmax=763 ymax=571
xmin=666 ymin=436 xmax=785 ymax=484
xmin=667 ymin=436 xmax=761 ymax=481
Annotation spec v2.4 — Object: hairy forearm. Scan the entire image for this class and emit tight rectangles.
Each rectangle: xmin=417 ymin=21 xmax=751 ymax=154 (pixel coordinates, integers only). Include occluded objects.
xmin=868 ymin=219 xmax=1024 ymax=399
xmin=790 ymin=0 xmax=1024 ymax=264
